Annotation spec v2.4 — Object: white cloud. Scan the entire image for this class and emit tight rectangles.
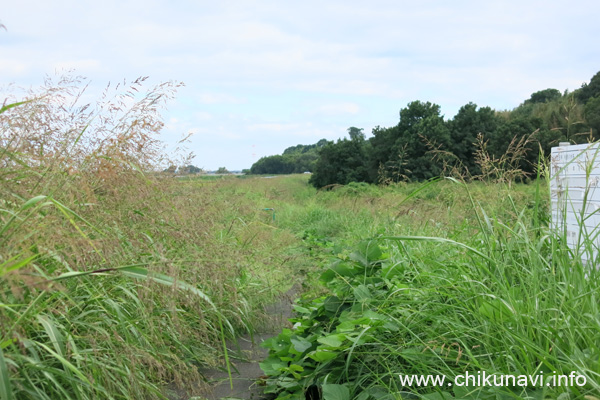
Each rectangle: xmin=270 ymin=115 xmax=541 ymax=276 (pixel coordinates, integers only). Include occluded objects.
xmin=248 ymin=123 xmax=300 ymax=132
xmin=0 ymin=59 xmax=30 ymax=76
xmin=196 ymin=93 xmax=245 ymax=105
xmin=193 ymin=111 xmax=212 ymax=121
xmin=2 ymin=0 xmax=600 ymax=169
xmin=317 ymin=103 xmax=361 ymax=115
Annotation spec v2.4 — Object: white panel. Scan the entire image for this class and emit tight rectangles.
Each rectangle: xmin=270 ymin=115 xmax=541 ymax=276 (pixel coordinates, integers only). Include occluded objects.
xmin=551 ymin=143 xmax=600 ymax=264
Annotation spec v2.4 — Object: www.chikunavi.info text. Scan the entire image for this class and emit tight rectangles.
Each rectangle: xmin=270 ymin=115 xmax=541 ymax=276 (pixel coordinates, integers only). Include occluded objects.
xmin=398 ymin=371 xmax=587 ymax=388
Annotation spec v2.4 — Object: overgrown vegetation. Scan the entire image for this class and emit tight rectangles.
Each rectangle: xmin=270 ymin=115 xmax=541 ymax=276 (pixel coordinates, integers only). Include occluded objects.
xmin=260 ymin=177 xmax=600 ymax=399
xmin=0 ymin=77 xmax=304 ymax=399
xmin=3 ymin=72 xmax=600 ymax=400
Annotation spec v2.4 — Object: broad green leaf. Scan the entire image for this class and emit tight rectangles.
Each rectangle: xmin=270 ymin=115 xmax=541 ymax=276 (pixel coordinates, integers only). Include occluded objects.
xmin=355 ymin=386 xmax=394 ymax=400
xmin=277 ymin=378 xmax=302 ymax=390
xmin=383 ymin=320 xmax=400 ymax=331
xmin=317 ymin=334 xmax=346 ymax=348
xmin=357 ymin=241 xmax=383 ymax=262
xmin=274 ymin=389 xmax=305 ymax=400
xmin=336 ymin=321 xmax=358 ymax=332
xmin=292 ymin=305 xmax=311 ymax=314
xmin=362 ymin=310 xmax=386 ymax=321
xmin=353 ymin=285 xmax=373 ymax=302
xmin=283 ymin=363 xmax=305 ymax=379
xmin=349 ymin=251 xmax=369 ymax=267
xmin=323 ymin=296 xmax=343 ymax=312
xmin=308 ymin=349 xmax=339 ymax=362
xmin=290 ymin=335 xmax=312 ymax=353
xmin=322 ymin=383 xmax=350 ymax=400
xmin=320 ymin=261 xmax=363 ymax=283
xmin=345 ymin=310 xmax=385 ymax=327
xmin=355 ymin=392 xmax=370 ymax=400
xmin=349 ymin=241 xmax=383 ymax=267
xmin=382 ymin=263 xmax=406 ymax=278
xmin=262 ymin=335 xmax=291 ymax=356
xmin=259 ymin=356 xmax=288 ymax=375
xmin=287 ymin=364 xmax=304 ymax=373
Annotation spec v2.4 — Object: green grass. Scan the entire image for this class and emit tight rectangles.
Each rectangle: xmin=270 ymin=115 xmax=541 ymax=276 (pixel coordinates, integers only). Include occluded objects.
xmin=259 ymin=178 xmax=600 ymax=400
xmin=0 ymin=82 xmax=307 ymax=399
xmin=3 ymin=76 xmax=598 ymax=400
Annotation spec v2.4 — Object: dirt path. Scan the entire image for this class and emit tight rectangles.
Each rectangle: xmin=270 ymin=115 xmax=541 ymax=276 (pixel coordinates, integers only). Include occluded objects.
xmin=199 ymin=286 xmax=298 ymax=400
xmin=199 ymin=333 xmax=272 ymax=399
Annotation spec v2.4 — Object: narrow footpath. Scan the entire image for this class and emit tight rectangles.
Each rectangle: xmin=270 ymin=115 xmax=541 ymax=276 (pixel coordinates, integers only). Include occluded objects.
xmin=200 ymin=287 xmax=298 ymax=400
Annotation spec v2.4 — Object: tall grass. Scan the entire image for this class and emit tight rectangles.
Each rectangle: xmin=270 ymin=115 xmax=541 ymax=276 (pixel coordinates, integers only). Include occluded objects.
xmin=259 ymin=177 xmax=600 ymax=399
xmin=0 ymin=77 xmax=301 ymax=399
xmin=370 ymin=178 xmax=600 ymax=398
xmin=5 ymin=74 xmax=596 ymax=399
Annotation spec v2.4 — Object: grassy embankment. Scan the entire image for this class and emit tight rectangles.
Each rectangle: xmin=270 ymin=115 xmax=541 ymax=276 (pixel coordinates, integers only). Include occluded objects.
xmin=259 ymin=177 xmax=600 ymax=399
xmin=0 ymin=80 xmax=310 ymax=400
xmin=2 ymin=78 xmax=599 ymax=400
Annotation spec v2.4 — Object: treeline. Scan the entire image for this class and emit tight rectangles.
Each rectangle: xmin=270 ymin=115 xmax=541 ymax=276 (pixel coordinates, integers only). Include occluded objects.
xmin=249 ymin=70 xmax=600 ymax=188
xmin=249 ymin=139 xmax=329 ymax=174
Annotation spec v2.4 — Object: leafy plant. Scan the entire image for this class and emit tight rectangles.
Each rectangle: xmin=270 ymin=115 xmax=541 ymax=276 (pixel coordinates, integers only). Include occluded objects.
xmin=260 ymin=178 xmax=600 ymax=399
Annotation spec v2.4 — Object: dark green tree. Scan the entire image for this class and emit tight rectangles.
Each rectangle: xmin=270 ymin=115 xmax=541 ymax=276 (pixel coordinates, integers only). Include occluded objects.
xmin=575 ymin=70 xmax=600 ymax=103
xmin=250 ymin=139 xmax=328 ymax=174
xmin=585 ymin=96 xmax=600 ymax=135
xmin=250 ymin=155 xmax=295 ymax=174
xmin=309 ymin=128 xmax=369 ymax=188
xmin=372 ymin=101 xmax=451 ymax=181
xmin=486 ymin=116 xmax=541 ymax=177
xmin=524 ymin=88 xmax=562 ymax=104
xmin=180 ymin=165 xmax=202 ymax=174
xmin=347 ymin=126 xmax=365 ymax=141
xmin=367 ymin=125 xmax=400 ymax=181
xmin=447 ymin=103 xmax=500 ymax=175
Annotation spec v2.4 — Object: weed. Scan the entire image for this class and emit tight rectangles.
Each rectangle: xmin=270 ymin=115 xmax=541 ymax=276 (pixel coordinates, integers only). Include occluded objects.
xmin=260 ymin=178 xmax=600 ymax=399
xmin=0 ymin=77 xmax=303 ymax=399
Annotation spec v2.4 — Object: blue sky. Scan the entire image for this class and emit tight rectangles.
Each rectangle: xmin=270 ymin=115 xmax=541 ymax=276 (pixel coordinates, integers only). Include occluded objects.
xmin=2 ymin=0 xmax=599 ymax=170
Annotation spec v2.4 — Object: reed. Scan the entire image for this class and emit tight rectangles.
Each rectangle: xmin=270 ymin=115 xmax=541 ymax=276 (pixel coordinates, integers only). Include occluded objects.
xmin=0 ymin=76 xmax=296 ymax=399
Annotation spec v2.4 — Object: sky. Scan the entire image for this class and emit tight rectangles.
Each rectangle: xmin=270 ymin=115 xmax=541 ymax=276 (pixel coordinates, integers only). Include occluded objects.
xmin=1 ymin=0 xmax=599 ymax=171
